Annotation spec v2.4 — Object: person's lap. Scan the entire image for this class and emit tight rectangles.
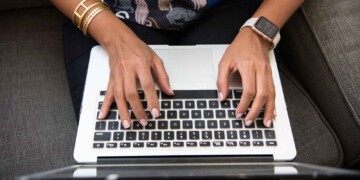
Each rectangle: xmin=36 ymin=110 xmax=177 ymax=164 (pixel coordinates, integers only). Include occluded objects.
xmin=63 ymin=0 xmax=341 ymax=166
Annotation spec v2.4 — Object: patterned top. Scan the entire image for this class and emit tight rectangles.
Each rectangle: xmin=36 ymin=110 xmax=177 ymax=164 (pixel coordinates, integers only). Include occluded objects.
xmin=104 ymin=0 xmax=223 ymax=30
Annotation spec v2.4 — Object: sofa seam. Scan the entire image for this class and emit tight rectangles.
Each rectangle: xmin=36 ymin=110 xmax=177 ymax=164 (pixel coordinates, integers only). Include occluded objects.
xmin=300 ymin=5 xmax=360 ymax=127
xmin=279 ymin=65 xmax=344 ymax=167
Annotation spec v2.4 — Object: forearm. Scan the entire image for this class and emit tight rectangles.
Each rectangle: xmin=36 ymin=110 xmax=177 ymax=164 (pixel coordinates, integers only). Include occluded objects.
xmin=252 ymin=0 xmax=305 ymax=28
xmin=50 ymin=0 xmax=133 ymax=48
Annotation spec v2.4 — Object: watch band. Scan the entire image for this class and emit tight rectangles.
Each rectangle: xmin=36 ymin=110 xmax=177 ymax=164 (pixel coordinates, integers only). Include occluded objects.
xmin=240 ymin=17 xmax=281 ymax=49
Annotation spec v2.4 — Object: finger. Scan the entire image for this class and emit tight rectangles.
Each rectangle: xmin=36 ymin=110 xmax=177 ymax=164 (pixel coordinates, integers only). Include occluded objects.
xmin=236 ymin=63 xmax=256 ymax=123
xmin=99 ymin=77 xmax=115 ymax=120
xmin=123 ymin=71 xmax=148 ymax=126
xmin=245 ymin=66 xmax=268 ymax=125
xmin=263 ymin=72 xmax=276 ymax=128
xmin=216 ymin=58 xmax=231 ymax=101
xmin=112 ymin=75 xmax=132 ymax=129
xmin=137 ymin=62 xmax=160 ymax=119
xmin=151 ymin=52 xmax=173 ymax=96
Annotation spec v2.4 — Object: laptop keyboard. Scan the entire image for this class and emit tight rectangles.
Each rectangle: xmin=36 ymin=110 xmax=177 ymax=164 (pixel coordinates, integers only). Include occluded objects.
xmin=93 ymin=90 xmax=277 ymax=149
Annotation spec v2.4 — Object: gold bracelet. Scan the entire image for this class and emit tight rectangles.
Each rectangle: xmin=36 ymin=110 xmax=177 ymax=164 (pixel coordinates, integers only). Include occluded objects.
xmin=82 ymin=5 xmax=109 ymax=36
xmin=73 ymin=0 xmax=103 ymax=29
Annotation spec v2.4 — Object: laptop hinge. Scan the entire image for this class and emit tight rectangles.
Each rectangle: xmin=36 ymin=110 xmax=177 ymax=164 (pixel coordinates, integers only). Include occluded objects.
xmin=97 ymin=155 xmax=274 ymax=164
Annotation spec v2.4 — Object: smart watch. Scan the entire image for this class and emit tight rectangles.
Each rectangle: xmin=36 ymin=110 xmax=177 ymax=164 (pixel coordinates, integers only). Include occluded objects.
xmin=240 ymin=16 xmax=281 ymax=49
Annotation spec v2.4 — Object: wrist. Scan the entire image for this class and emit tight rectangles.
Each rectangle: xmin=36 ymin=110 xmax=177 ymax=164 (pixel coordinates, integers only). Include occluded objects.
xmin=239 ymin=27 xmax=272 ymax=51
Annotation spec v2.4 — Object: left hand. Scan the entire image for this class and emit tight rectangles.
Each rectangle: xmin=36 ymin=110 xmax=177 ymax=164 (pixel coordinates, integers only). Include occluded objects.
xmin=217 ymin=27 xmax=276 ymax=128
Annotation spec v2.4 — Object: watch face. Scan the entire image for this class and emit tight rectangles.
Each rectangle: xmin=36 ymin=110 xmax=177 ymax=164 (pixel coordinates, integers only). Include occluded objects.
xmin=254 ymin=16 xmax=279 ymax=39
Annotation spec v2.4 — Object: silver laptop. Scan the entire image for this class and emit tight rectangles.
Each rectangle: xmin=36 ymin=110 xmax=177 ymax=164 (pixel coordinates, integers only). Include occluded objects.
xmin=74 ymin=44 xmax=296 ymax=162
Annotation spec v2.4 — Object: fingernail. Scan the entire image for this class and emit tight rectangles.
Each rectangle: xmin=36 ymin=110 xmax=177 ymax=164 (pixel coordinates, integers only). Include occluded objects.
xmin=140 ymin=119 xmax=148 ymax=126
xmin=266 ymin=120 xmax=272 ymax=128
xmin=151 ymin=108 xmax=159 ymax=118
xmin=236 ymin=113 xmax=243 ymax=119
xmin=98 ymin=112 xmax=103 ymax=119
xmin=122 ymin=120 xmax=130 ymax=129
xmin=169 ymin=87 xmax=174 ymax=95
xmin=274 ymin=110 xmax=277 ymax=116
xmin=218 ymin=92 xmax=224 ymax=101
xmin=245 ymin=120 xmax=253 ymax=126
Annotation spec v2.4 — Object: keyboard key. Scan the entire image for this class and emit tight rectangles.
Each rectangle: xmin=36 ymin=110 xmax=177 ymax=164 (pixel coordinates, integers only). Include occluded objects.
xmin=133 ymin=142 xmax=144 ymax=148
xmin=239 ymin=141 xmax=250 ymax=146
xmin=147 ymin=142 xmax=158 ymax=148
xmin=130 ymin=111 xmax=136 ymax=120
xmin=197 ymin=100 xmax=207 ymax=108
xmin=167 ymin=111 xmax=177 ymax=119
xmin=183 ymin=120 xmax=193 ymax=129
xmin=173 ymin=142 xmax=184 ymax=147
xmin=219 ymin=120 xmax=230 ymax=128
xmin=108 ymin=121 xmax=119 ymax=130
xmin=126 ymin=132 xmax=136 ymax=141
xmin=186 ymin=142 xmax=197 ymax=147
xmin=106 ymin=143 xmax=117 ymax=148
xmin=227 ymin=90 xmax=233 ymax=99
xmin=195 ymin=120 xmax=205 ymax=129
xmin=234 ymin=89 xmax=242 ymax=98
xmin=156 ymin=111 xmax=165 ymax=119
xmin=139 ymin=131 xmax=149 ymax=140
xmin=179 ymin=110 xmax=190 ymax=119
xmin=113 ymin=132 xmax=124 ymax=141
xmin=266 ymin=141 xmax=277 ymax=146
xmin=177 ymin=131 xmax=187 ymax=140
xmin=136 ymin=90 xmax=145 ymax=100
xmin=232 ymin=120 xmax=243 ymax=128
xmin=151 ymin=131 xmax=162 ymax=140
xmin=200 ymin=141 xmax=211 ymax=147
xmin=173 ymin=101 xmax=183 ymax=109
xmin=189 ymin=131 xmax=200 ymax=139
xmin=202 ymin=131 xmax=212 ymax=140
xmin=158 ymin=121 xmax=168 ymax=129
xmin=161 ymin=101 xmax=171 ymax=109
xmin=227 ymin=130 xmax=238 ymax=139
xmin=256 ymin=120 xmax=273 ymax=128
xmin=252 ymin=130 xmax=263 ymax=139
xmin=227 ymin=110 xmax=236 ymax=118
xmin=239 ymin=130 xmax=250 ymax=139
xmin=226 ymin=141 xmax=237 ymax=147
xmin=164 ymin=131 xmax=174 ymax=140
xmin=214 ymin=131 xmax=225 ymax=139
xmin=258 ymin=111 xmax=264 ymax=118
xmin=220 ymin=100 xmax=231 ymax=108
xmin=162 ymin=90 xmax=218 ymax=99
xmin=141 ymin=101 xmax=147 ymax=109
xmin=97 ymin=111 xmax=117 ymax=120
xmin=160 ymin=142 xmax=171 ymax=147
xmin=265 ymin=130 xmax=276 ymax=139
xmin=213 ymin=141 xmax=224 ymax=147
xmin=185 ymin=101 xmax=195 ymax=108
xmin=170 ymin=121 xmax=181 ymax=129
xmin=100 ymin=91 xmax=106 ymax=96
xmin=98 ymin=102 xmax=117 ymax=110
xmin=253 ymin=141 xmax=264 ymax=146
xmin=133 ymin=121 xmax=143 ymax=130
xmin=95 ymin=122 xmax=106 ymax=130
xmin=93 ymin=143 xmax=104 ymax=148
xmin=215 ymin=110 xmax=226 ymax=118
xmin=119 ymin=142 xmax=131 ymax=148
xmin=245 ymin=122 xmax=255 ymax=128
xmin=232 ymin=100 xmax=240 ymax=108
xmin=209 ymin=100 xmax=219 ymax=108
xmin=207 ymin=120 xmax=218 ymax=129
xmin=145 ymin=121 xmax=156 ymax=129
xmin=204 ymin=110 xmax=214 ymax=118
xmin=145 ymin=111 xmax=153 ymax=119
xmin=94 ymin=132 xmax=111 ymax=141
xmin=191 ymin=110 xmax=202 ymax=119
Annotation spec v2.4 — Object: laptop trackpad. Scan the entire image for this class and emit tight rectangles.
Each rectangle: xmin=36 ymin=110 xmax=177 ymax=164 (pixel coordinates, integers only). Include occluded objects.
xmin=154 ymin=49 xmax=215 ymax=86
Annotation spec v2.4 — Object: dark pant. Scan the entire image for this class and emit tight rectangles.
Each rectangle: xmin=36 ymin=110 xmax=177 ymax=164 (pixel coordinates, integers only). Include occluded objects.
xmin=64 ymin=0 xmax=262 ymax=119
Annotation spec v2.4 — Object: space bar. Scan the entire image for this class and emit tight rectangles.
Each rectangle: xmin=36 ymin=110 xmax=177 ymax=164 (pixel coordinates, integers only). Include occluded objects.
xmin=161 ymin=90 xmax=218 ymax=99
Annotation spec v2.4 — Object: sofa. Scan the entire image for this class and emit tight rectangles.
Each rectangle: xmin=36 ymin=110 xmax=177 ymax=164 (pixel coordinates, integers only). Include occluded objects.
xmin=0 ymin=0 xmax=359 ymax=179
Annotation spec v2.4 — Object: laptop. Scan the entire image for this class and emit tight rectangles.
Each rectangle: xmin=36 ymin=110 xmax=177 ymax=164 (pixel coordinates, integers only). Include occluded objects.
xmin=74 ymin=44 xmax=296 ymax=162
xmin=18 ymin=45 xmax=360 ymax=179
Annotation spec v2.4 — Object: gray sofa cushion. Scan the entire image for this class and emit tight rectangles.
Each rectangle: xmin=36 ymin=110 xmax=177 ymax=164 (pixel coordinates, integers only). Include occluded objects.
xmin=280 ymin=0 xmax=360 ymax=166
xmin=0 ymin=8 xmax=77 ymax=180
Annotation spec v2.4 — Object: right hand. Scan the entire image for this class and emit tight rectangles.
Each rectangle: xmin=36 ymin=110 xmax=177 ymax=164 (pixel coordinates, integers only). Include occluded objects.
xmin=97 ymin=24 xmax=173 ymax=128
